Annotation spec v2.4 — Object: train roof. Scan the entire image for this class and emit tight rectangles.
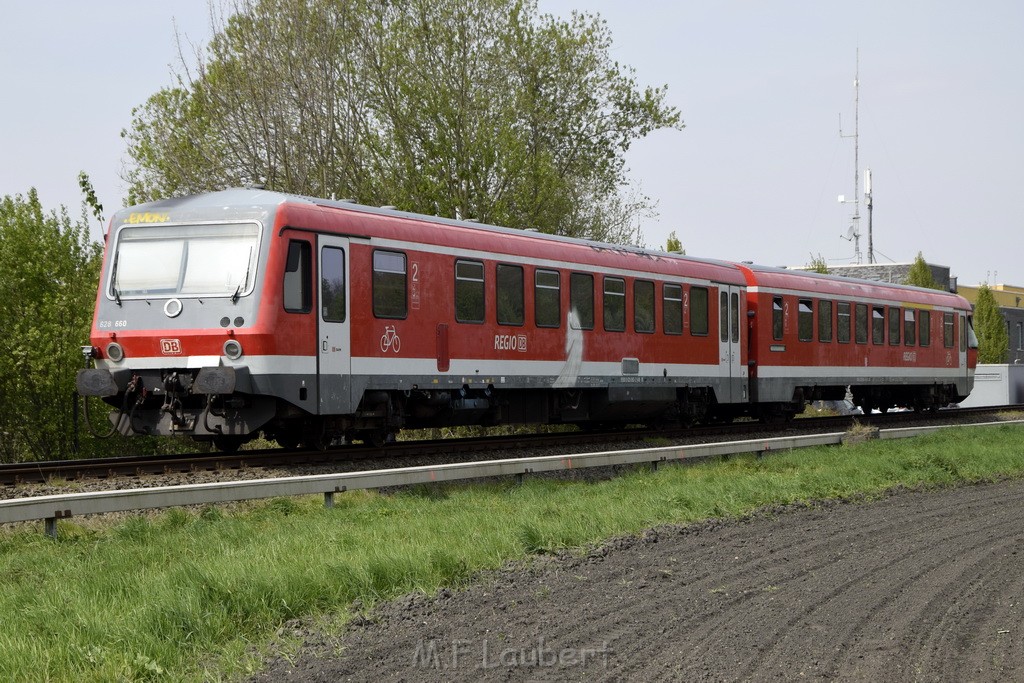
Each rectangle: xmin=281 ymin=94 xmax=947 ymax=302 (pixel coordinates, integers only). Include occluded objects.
xmin=112 ymin=189 xmax=748 ymax=284
xmin=736 ymin=262 xmax=971 ymax=308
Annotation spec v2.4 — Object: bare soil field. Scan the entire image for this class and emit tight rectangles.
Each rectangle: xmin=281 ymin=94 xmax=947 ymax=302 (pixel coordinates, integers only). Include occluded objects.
xmin=253 ymin=478 xmax=1024 ymax=682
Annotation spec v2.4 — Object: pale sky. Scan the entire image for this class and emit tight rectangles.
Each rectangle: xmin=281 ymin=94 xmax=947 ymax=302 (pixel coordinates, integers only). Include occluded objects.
xmin=2 ymin=1 xmax=1021 ymax=287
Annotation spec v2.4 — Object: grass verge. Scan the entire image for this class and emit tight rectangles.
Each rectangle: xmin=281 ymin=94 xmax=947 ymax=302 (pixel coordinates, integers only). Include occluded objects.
xmin=1 ymin=422 xmax=1023 ymax=681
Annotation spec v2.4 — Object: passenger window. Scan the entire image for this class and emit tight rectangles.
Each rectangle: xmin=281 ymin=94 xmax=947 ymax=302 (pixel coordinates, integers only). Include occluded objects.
xmin=920 ymin=310 xmax=931 ymax=346
xmin=720 ymin=291 xmax=729 ymax=342
xmin=320 ymin=246 xmax=346 ymax=323
xmin=496 ymin=264 xmax=524 ymax=326
xmin=373 ymin=250 xmax=407 ymax=319
xmin=818 ymin=300 xmax=833 ymax=342
xmin=855 ymin=304 xmax=868 ymax=344
xmin=731 ymin=292 xmax=740 ymax=343
xmin=690 ymin=286 xmax=708 ymax=336
xmin=837 ymin=302 xmax=851 ymax=343
xmin=943 ymin=312 xmax=955 ymax=347
xmin=904 ymin=309 xmax=916 ymax=346
xmin=455 ymin=259 xmax=485 ymax=323
xmin=798 ymin=299 xmax=813 ymax=342
xmin=635 ymin=280 xmax=655 ymax=333
xmin=872 ymin=307 xmax=885 ymax=344
xmin=663 ymin=284 xmax=683 ymax=335
xmin=535 ymin=269 xmax=560 ymax=328
xmin=888 ymin=307 xmax=901 ymax=345
xmin=570 ymin=273 xmax=594 ymax=330
xmin=603 ymin=277 xmax=625 ymax=332
xmin=772 ymin=296 xmax=784 ymax=341
xmin=283 ymin=240 xmax=311 ymax=313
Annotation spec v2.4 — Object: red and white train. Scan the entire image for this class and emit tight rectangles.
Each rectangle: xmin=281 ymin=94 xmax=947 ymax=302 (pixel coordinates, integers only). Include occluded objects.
xmin=76 ymin=189 xmax=977 ymax=450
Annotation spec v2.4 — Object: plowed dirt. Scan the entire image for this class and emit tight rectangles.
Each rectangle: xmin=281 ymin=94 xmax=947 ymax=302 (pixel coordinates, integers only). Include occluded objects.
xmin=253 ymin=479 xmax=1024 ymax=681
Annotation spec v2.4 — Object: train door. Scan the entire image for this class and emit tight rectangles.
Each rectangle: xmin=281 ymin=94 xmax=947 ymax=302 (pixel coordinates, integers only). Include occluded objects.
xmin=718 ymin=285 xmax=744 ymax=403
xmin=318 ymin=236 xmax=352 ymax=414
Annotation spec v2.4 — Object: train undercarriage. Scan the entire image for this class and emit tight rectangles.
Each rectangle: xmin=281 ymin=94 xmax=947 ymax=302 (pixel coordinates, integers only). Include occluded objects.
xmin=80 ymin=365 xmax=968 ymax=452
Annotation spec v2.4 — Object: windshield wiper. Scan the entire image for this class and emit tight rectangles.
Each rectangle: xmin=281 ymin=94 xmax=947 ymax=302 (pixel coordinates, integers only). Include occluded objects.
xmin=111 ymin=253 xmax=122 ymax=307
xmin=231 ymin=247 xmax=253 ymax=304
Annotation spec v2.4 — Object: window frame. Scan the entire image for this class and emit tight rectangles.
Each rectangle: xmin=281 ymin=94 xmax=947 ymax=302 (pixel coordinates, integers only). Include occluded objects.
xmin=690 ymin=286 xmax=709 ymax=336
xmin=496 ymin=263 xmax=525 ymax=327
xmin=634 ymin=279 xmax=655 ymax=334
xmin=904 ymin=309 xmax=916 ymax=346
xmin=837 ymin=301 xmax=851 ymax=343
xmin=283 ymin=240 xmax=312 ymax=314
xmin=372 ymin=249 xmax=408 ymax=319
xmin=772 ymin=296 xmax=784 ymax=341
xmin=320 ymin=245 xmax=346 ymax=323
xmin=534 ymin=268 xmax=561 ymax=329
xmin=888 ymin=306 xmax=901 ymax=346
xmin=454 ymin=259 xmax=485 ymax=324
xmin=603 ymin=276 xmax=626 ymax=332
xmin=663 ymin=283 xmax=683 ymax=336
xmin=920 ymin=310 xmax=931 ymax=347
xmin=798 ymin=299 xmax=813 ymax=342
xmin=855 ymin=303 xmax=868 ymax=344
xmin=818 ymin=300 xmax=833 ymax=342
xmin=569 ymin=272 xmax=594 ymax=330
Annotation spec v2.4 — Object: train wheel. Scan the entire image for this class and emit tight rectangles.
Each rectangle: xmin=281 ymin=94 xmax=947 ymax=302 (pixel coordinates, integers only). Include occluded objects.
xmin=275 ymin=433 xmax=300 ymax=450
xmin=213 ymin=435 xmax=243 ymax=453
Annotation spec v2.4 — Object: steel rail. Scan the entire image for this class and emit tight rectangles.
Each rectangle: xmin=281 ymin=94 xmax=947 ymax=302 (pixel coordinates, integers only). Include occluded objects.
xmin=3 ymin=405 xmax=1018 ymax=486
xmin=3 ymin=419 xmax=1022 ymax=538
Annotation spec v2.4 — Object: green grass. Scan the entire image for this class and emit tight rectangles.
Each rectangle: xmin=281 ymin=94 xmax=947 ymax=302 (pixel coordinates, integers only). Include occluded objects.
xmin=2 ymin=423 xmax=1023 ymax=681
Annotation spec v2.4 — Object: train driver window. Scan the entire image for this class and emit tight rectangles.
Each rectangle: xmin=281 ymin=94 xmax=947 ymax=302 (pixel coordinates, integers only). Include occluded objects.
xmin=663 ymin=284 xmax=682 ymax=335
xmin=455 ymin=260 xmax=485 ymax=324
xmin=535 ymin=269 xmax=560 ymax=328
xmin=798 ymin=299 xmax=813 ymax=342
xmin=283 ymin=240 xmax=311 ymax=313
xmin=904 ymin=309 xmax=916 ymax=346
xmin=570 ymin=273 xmax=594 ymax=330
xmin=321 ymin=246 xmax=346 ymax=322
xmin=496 ymin=264 xmax=524 ymax=326
xmin=603 ymin=277 xmax=625 ymax=332
xmin=373 ymin=250 xmax=407 ymax=319
xmin=635 ymin=280 xmax=655 ymax=334
xmin=943 ymin=312 xmax=955 ymax=347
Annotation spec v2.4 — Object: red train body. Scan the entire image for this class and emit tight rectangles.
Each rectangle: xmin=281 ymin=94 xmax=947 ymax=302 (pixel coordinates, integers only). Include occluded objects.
xmin=76 ymin=190 xmax=977 ymax=449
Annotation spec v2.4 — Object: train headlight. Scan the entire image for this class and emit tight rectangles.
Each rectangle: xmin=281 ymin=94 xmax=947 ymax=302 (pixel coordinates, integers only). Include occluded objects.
xmin=223 ymin=339 xmax=243 ymax=360
xmin=105 ymin=342 xmax=125 ymax=362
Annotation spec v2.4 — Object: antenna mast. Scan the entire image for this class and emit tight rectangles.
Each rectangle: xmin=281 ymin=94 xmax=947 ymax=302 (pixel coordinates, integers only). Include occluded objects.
xmin=839 ymin=49 xmax=862 ymax=263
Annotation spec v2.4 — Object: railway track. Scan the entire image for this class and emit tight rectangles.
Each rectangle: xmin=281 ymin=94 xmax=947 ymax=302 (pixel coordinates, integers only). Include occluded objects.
xmin=2 ymin=405 xmax=1019 ymax=486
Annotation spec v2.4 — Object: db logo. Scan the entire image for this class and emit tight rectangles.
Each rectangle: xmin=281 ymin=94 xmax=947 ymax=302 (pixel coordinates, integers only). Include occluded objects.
xmin=160 ymin=339 xmax=183 ymax=355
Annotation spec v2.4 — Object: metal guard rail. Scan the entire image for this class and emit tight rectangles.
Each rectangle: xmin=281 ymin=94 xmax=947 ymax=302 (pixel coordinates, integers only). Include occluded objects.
xmin=2 ymin=422 xmax=1020 ymax=537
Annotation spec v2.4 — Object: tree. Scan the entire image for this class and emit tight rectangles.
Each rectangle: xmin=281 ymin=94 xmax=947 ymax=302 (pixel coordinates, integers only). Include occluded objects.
xmin=122 ymin=0 xmax=682 ymax=243
xmin=974 ymin=283 xmax=1009 ymax=364
xmin=805 ymin=253 xmax=829 ymax=274
xmin=0 ymin=190 xmax=102 ymax=461
xmin=665 ymin=231 xmax=685 ymax=254
xmin=905 ymin=251 xmax=941 ymax=290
